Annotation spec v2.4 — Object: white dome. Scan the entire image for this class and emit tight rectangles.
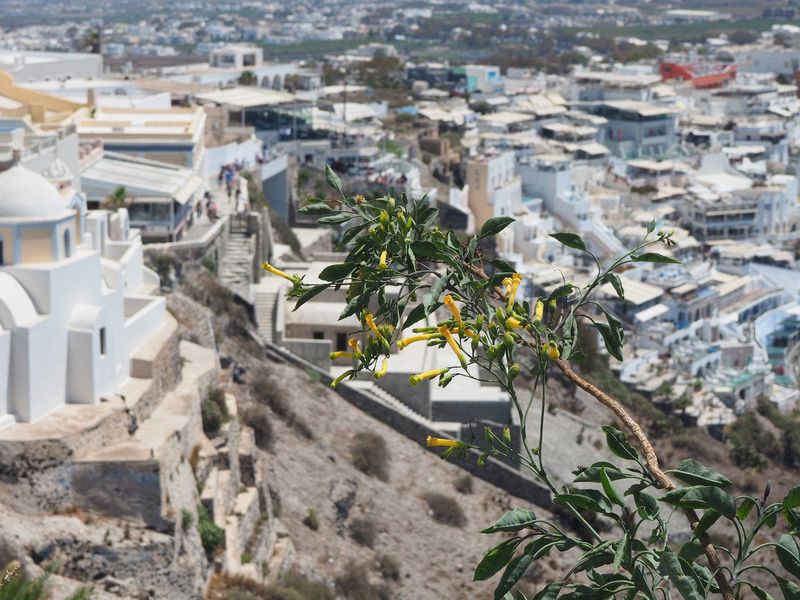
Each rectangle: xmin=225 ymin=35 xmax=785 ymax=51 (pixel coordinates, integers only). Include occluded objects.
xmin=42 ymin=157 xmax=73 ymax=185
xmin=0 ymin=165 xmax=69 ymax=219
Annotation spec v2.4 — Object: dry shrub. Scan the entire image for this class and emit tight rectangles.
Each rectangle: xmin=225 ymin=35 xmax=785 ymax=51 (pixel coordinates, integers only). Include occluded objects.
xmin=350 ymin=432 xmax=389 ymax=481
xmin=242 ymin=404 xmax=274 ymax=450
xmin=421 ymin=492 xmax=466 ymax=527
xmin=334 ymin=562 xmax=391 ymax=600
xmin=348 ymin=517 xmax=377 ymax=548
xmin=377 ymin=554 xmax=401 ymax=581
xmin=453 ymin=474 xmax=473 ymax=495
xmin=249 ymin=366 xmax=314 ymax=440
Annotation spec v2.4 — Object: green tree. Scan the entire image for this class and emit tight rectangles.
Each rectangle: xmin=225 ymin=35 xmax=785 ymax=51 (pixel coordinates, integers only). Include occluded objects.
xmin=237 ymin=70 xmax=258 ymax=86
xmin=266 ymin=167 xmax=800 ymax=599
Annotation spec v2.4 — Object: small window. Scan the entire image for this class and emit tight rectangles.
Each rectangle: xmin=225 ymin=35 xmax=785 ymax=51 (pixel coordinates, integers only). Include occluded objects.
xmin=312 ymin=331 xmax=324 ymax=340
xmin=64 ymin=229 xmax=72 ymax=259
xmin=336 ymin=333 xmax=347 ymax=351
xmin=99 ymin=327 xmax=107 ymax=355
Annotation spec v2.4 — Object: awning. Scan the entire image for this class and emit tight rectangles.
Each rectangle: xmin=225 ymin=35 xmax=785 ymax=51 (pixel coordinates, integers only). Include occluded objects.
xmin=635 ymin=303 xmax=670 ymax=323
xmin=174 ymin=175 xmax=203 ymax=205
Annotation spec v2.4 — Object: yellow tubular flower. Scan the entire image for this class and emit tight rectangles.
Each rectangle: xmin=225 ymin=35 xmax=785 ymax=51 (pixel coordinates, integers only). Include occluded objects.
xmin=347 ymin=338 xmax=361 ymax=354
xmin=329 ymin=351 xmax=356 ymax=360
xmin=543 ymin=341 xmax=561 ymax=361
xmin=505 ymin=317 xmax=523 ymax=329
xmin=439 ymin=325 xmax=467 ymax=367
xmin=374 ymin=357 xmax=388 ymax=379
xmin=330 ymin=369 xmax=354 ymax=389
xmin=409 ymin=368 xmax=449 ymax=386
xmin=397 ymin=333 xmax=441 ymax=350
xmin=426 ymin=435 xmax=460 ymax=448
xmin=378 ymin=250 xmax=388 ymax=270
xmin=502 ymin=277 xmax=513 ymax=296
xmin=507 ymin=273 xmax=522 ymax=307
xmin=262 ymin=262 xmax=297 ymax=283
xmin=443 ymin=294 xmax=463 ymax=330
xmin=534 ymin=299 xmax=544 ymax=322
xmin=364 ymin=312 xmax=387 ymax=344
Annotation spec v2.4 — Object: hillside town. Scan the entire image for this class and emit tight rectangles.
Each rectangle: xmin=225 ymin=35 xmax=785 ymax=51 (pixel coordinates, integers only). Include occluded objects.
xmin=1 ymin=1 xmax=800 ymax=598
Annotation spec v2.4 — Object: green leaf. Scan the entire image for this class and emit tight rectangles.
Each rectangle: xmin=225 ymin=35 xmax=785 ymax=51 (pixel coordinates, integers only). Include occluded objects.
xmin=494 ymin=554 xmax=534 ymax=600
xmin=670 ymin=459 xmax=733 ymax=489
xmin=479 ymin=216 xmax=515 ymax=239
xmin=633 ymin=252 xmax=680 ymax=264
xmin=325 ymin=164 xmax=342 ymax=192
xmin=547 ymin=284 xmax=574 ymax=303
xmin=612 ymin=533 xmax=627 ymax=572
xmin=338 ymin=222 xmax=368 ymax=248
xmin=317 ymin=212 xmax=354 ymax=225
xmin=573 ymin=462 xmax=630 ymax=483
xmin=595 ymin=322 xmax=623 ymax=361
xmin=401 ymin=303 xmax=427 ymax=329
xmin=661 ymin=486 xmax=736 ymax=520
xmin=423 ymin=275 xmax=448 ymax=316
xmin=600 ymin=467 xmax=624 ymax=506
xmin=693 ymin=509 xmax=721 ymax=538
xmin=601 ymin=426 xmax=639 ymax=462
xmin=481 ymin=508 xmax=537 ymax=533
xmin=678 ymin=539 xmax=705 ymax=563
xmin=737 ymin=497 xmax=757 ymax=521
xmin=550 ymin=232 xmax=587 ymax=252
xmin=318 ymin=263 xmax=358 ymax=282
xmin=531 ymin=584 xmax=561 ymax=600
xmin=291 ymin=284 xmax=329 ymax=311
xmin=409 ymin=240 xmax=442 ymax=258
xmin=603 ymin=273 xmax=625 ymax=300
xmin=659 ymin=549 xmax=703 ymax=600
xmin=776 ymin=534 xmax=800 ymax=579
xmin=748 ymin=583 xmax=776 ymax=600
xmin=775 ymin=575 xmax=800 ymax=600
xmin=554 ymin=490 xmax=612 ymax=514
xmin=634 ymin=491 xmax=660 ymax=520
xmin=647 ymin=218 xmax=656 ymax=234
xmin=475 ymin=537 xmax=524 ymax=581
xmin=785 ymin=484 xmax=800 ymax=509
xmin=297 ymin=201 xmax=334 ymax=215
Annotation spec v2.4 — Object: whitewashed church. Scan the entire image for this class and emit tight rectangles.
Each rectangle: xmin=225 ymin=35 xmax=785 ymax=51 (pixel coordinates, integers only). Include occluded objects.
xmin=0 ymin=160 xmax=166 ymax=427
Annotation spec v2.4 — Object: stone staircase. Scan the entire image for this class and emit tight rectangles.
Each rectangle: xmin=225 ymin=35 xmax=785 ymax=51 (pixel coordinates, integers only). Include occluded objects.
xmin=254 ymin=289 xmax=278 ymax=343
xmin=220 ymin=220 xmax=255 ymax=303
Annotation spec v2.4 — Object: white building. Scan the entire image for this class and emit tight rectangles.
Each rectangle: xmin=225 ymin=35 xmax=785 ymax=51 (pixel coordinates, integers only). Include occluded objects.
xmin=0 ymin=162 xmax=166 ymax=427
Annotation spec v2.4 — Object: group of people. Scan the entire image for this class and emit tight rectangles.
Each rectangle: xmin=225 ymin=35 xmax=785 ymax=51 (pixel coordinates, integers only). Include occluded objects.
xmin=217 ymin=163 xmax=251 ymax=216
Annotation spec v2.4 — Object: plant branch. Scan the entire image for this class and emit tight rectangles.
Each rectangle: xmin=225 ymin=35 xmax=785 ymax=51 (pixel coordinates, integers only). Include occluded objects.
xmin=554 ymin=358 xmax=736 ymax=600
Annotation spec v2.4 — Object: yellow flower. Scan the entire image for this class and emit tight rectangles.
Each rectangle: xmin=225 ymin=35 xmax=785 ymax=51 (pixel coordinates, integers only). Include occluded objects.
xmin=262 ymin=262 xmax=298 ymax=283
xmin=409 ymin=367 xmax=449 ymax=386
xmin=439 ymin=325 xmax=467 ymax=367
xmin=347 ymin=338 xmax=361 ymax=354
xmin=329 ymin=351 xmax=357 ymax=360
xmin=443 ymin=294 xmax=463 ymax=330
xmin=397 ymin=333 xmax=440 ymax=349
xmin=505 ymin=317 xmax=523 ymax=329
xmin=374 ymin=357 xmax=388 ymax=379
xmin=543 ymin=341 xmax=560 ymax=361
xmin=507 ymin=273 xmax=522 ymax=307
xmin=378 ymin=250 xmax=388 ymax=270
xmin=426 ymin=436 xmax=460 ymax=448
xmin=354 ymin=194 xmax=366 ymax=204
xmin=330 ymin=369 xmax=354 ymax=389
xmin=502 ymin=276 xmax=513 ymax=296
xmin=364 ymin=312 xmax=387 ymax=344
xmin=534 ymin=299 xmax=544 ymax=322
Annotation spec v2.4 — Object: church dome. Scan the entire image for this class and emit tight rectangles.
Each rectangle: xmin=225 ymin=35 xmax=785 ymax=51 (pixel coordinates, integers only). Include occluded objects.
xmin=0 ymin=165 xmax=69 ymax=219
xmin=42 ymin=157 xmax=74 ymax=185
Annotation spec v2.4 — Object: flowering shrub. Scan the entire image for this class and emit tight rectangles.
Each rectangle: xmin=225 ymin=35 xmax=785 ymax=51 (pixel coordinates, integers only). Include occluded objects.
xmin=264 ymin=167 xmax=800 ymax=599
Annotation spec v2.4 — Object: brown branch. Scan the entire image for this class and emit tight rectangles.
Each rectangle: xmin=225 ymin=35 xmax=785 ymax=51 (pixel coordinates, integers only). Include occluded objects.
xmin=555 ymin=359 xmax=735 ymax=600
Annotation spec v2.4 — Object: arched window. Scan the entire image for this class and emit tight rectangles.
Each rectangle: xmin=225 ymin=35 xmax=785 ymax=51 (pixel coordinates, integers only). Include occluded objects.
xmin=64 ymin=228 xmax=72 ymax=259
